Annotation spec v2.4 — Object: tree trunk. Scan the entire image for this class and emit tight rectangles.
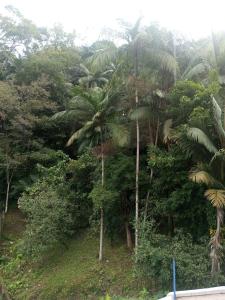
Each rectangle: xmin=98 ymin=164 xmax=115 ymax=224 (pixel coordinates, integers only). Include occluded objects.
xmin=135 ymin=87 xmax=140 ymax=254
xmin=173 ymin=33 xmax=177 ymax=84
xmin=125 ymin=221 xmax=132 ymax=250
xmin=99 ymin=207 xmax=104 ymax=261
xmin=154 ymin=117 xmax=160 ymax=146
xmin=99 ymin=131 xmax=104 ymax=261
xmin=5 ymin=160 xmax=11 ymax=214
xmin=4 ymin=163 xmax=13 ymax=214
xmin=148 ymin=120 xmax=154 ymax=145
xmin=134 ymin=41 xmax=140 ymax=257
xmin=5 ymin=179 xmax=10 ymax=214
xmin=211 ymin=207 xmax=223 ymax=274
xmin=0 ymin=211 xmax=5 ymax=239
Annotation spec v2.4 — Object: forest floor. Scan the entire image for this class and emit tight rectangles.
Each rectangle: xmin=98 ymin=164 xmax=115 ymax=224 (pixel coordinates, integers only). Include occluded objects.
xmin=0 ymin=209 xmax=163 ymax=300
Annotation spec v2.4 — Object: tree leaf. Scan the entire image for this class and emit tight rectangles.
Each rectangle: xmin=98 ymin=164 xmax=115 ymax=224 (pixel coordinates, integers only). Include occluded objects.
xmin=189 ymin=170 xmax=217 ymax=186
xmin=212 ymin=96 xmax=225 ymax=140
xmin=163 ymin=119 xmax=173 ymax=143
xmin=187 ymin=127 xmax=217 ymax=154
xmin=205 ymin=189 xmax=225 ymax=208
xmin=66 ymin=121 xmax=95 ymax=146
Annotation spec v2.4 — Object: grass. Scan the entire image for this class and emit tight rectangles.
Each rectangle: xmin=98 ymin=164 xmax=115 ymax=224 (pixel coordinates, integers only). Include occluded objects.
xmin=0 ymin=209 xmax=154 ymax=300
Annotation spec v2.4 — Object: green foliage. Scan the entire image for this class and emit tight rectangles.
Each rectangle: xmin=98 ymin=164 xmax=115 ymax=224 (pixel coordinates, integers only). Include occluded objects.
xmin=136 ymin=220 xmax=225 ymax=290
xmin=2 ymin=6 xmax=225 ymax=298
xmin=148 ymin=145 xmax=175 ymax=169
xmin=67 ymin=151 xmax=98 ymax=227
xmin=89 ymin=184 xmax=118 ymax=210
xmin=18 ymin=159 xmax=74 ymax=258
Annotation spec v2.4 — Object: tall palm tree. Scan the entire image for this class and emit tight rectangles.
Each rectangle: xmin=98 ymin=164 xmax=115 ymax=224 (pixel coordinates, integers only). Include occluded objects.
xmin=180 ymin=32 xmax=225 ymax=85
xmin=123 ymin=24 xmax=178 ymax=251
xmin=182 ymin=96 xmax=225 ymax=274
xmin=83 ymin=21 xmax=178 ymax=253
xmin=53 ymin=87 xmax=128 ymax=261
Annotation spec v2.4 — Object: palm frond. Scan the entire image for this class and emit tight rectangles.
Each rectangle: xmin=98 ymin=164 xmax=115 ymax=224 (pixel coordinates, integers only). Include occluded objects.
xmin=205 ymin=189 xmax=225 ymax=208
xmin=189 ymin=170 xmax=217 ymax=186
xmin=86 ymin=42 xmax=117 ymax=72
xmin=187 ymin=127 xmax=217 ymax=154
xmin=159 ymin=51 xmax=178 ymax=74
xmin=68 ymin=95 xmax=95 ymax=111
xmin=78 ymin=75 xmax=94 ymax=85
xmin=51 ymin=110 xmax=67 ymax=120
xmin=163 ymin=119 xmax=173 ymax=143
xmin=79 ymin=63 xmax=91 ymax=75
xmin=212 ymin=96 xmax=225 ymax=140
xmin=66 ymin=121 xmax=95 ymax=146
xmin=182 ymin=62 xmax=210 ymax=80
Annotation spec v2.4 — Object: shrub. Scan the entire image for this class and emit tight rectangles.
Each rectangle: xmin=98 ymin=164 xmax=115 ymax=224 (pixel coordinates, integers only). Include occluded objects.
xmin=135 ymin=220 xmax=225 ymax=290
xmin=18 ymin=161 xmax=73 ymax=259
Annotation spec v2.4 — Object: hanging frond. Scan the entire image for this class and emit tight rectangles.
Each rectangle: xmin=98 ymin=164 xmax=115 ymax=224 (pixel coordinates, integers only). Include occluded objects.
xmin=187 ymin=127 xmax=217 ymax=154
xmin=189 ymin=170 xmax=217 ymax=186
xmin=51 ymin=110 xmax=67 ymax=120
xmin=66 ymin=120 xmax=95 ymax=146
xmin=205 ymin=189 xmax=225 ymax=208
xmin=182 ymin=62 xmax=210 ymax=80
xmin=68 ymin=95 xmax=96 ymax=112
xmin=163 ymin=119 xmax=173 ymax=143
xmin=86 ymin=42 xmax=117 ymax=72
xmin=211 ymin=96 xmax=225 ymax=140
xmin=159 ymin=51 xmax=178 ymax=74
xmin=210 ymin=148 xmax=225 ymax=165
xmin=79 ymin=63 xmax=91 ymax=75
xmin=78 ymin=75 xmax=94 ymax=85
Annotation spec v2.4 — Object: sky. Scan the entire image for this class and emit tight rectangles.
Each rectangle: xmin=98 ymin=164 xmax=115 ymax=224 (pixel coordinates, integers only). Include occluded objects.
xmin=0 ymin=0 xmax=225 ymax=44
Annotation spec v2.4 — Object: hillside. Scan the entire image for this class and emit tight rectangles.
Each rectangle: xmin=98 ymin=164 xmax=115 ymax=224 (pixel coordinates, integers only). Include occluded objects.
xmin=0 ymin=210 xmax=163 ymax=300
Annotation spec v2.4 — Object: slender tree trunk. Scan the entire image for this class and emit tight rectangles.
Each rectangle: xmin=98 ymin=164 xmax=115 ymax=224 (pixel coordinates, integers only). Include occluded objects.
xmin=99 ymin=130 xmax=104 ymax=261
xmin=4 ymin=160 xmax=13 ymax=214
xmin=155 ymin=117 xmax=160 ymax=146
xmin=135 ymin=87 xmax=140 ymax=254
xmin=5 ymin=179 xmax=10 ymax=214
xmin=5 ymin=159 xmax=12 ymax=214
xmin=125 ymin=221 xmax=133 ymax=250
xmin=211 ymin=207 xmax=223 ymax=274
xmin=134 ymin=40 xmax=140 ymax=256
xmin=211 ymin=146 xmax=225 ymax=274
xmin=0 ymin=211 xmax=5 ymax=239
xmin=224 ymin=104 xmax=225 ymax=132
xmin=99 ymin=207 xmax=104 ymax=261
xmin=173 ymin=33 xmax=177 ymax=84
xmin=148 ymin=120 xmax=154 ymax=145
xmin=143 ymin=119 xmax=159 ymax=223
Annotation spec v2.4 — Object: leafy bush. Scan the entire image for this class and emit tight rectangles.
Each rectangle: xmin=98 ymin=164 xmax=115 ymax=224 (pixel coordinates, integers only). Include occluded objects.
xmin=135 ymin=220 xmax=225 ymax=290
xmin=18 ymin=160 xmax=73 ymax=258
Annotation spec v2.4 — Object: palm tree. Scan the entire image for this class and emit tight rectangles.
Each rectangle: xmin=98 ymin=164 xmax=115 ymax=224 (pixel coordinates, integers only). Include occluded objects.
xmin=180 ymin=32 xmax=225 ymax=85
xmin=83 ymin=21 xmax=178 ymax=253
xmin=53 ymin=87 xmax=128 ymax=261
xmin=78 ymin=63 xmax=114 ymax=88
xmin=123 ymin=24 xmax=178 ymax=250
xmin=181 ymin=96 xmax=225 ymax=274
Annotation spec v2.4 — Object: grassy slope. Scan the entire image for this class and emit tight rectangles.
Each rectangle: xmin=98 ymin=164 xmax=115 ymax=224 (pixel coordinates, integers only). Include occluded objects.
xmin=0 ymin=210 xmax=148 ymax=300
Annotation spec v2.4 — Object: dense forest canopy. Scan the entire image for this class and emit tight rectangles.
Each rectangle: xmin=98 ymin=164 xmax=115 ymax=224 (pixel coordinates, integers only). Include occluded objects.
xmin=1 ymin=5 xmax=225 ymax=299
